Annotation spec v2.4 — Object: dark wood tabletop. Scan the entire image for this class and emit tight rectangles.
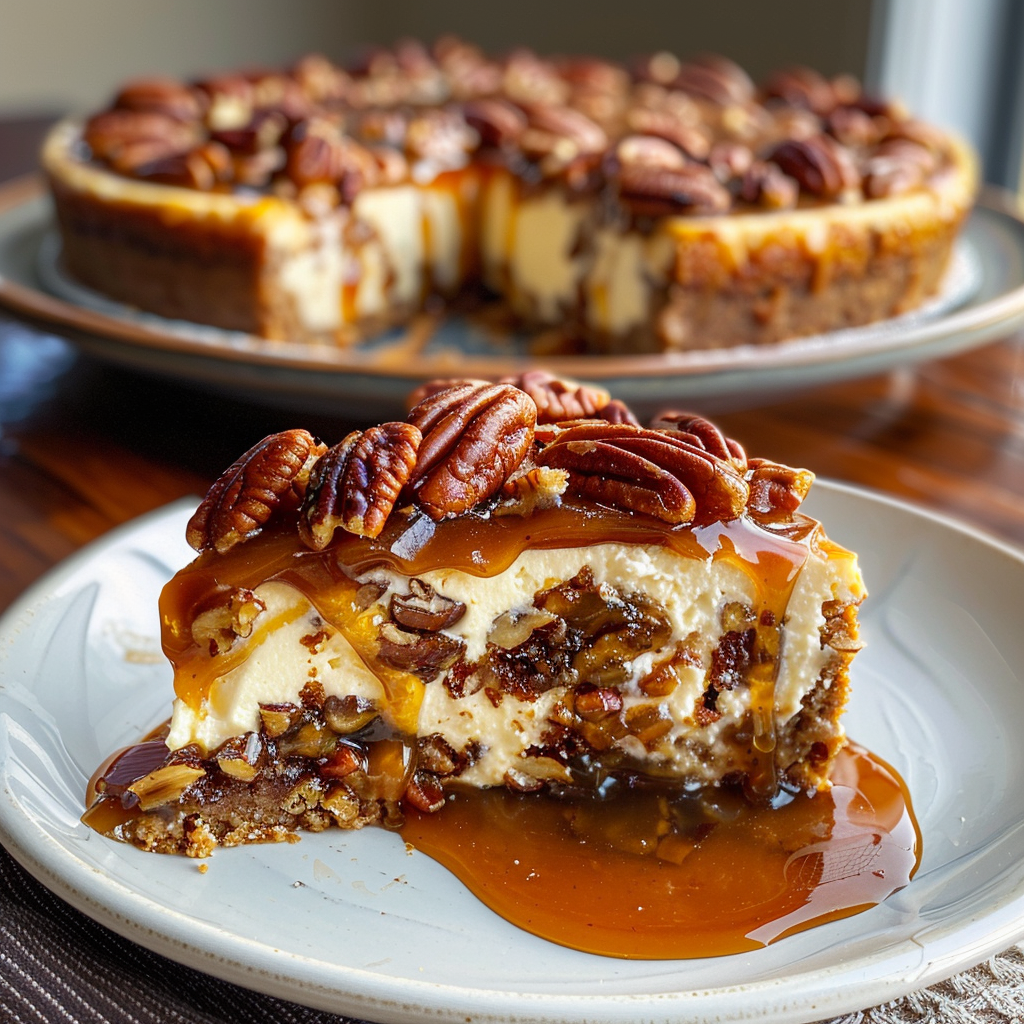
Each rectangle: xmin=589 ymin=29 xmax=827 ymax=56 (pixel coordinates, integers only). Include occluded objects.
xmin=3 ymin=115 xmax=1024 ymax=1024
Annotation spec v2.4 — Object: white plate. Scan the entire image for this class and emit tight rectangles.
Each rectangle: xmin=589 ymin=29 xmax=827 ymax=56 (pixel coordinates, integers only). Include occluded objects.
xmin=2 ymin=177 xmax=1024 ymax=417
xmin=2 ymin=482 xmax=1024 ymax=1023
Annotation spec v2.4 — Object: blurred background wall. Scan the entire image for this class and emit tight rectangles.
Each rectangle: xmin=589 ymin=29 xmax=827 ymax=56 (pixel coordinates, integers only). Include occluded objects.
xmin=0 ymin=0 xmax=872 ymax=115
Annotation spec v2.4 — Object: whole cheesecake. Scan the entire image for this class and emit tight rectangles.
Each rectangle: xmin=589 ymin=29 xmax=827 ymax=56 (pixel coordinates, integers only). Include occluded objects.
xmin=43 ymin=39 xmax=976 ymax=353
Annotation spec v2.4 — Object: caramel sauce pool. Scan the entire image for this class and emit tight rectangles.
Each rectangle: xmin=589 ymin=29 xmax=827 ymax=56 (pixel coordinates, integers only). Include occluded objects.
xmin=398 ymin=743 xmax=919 ymax=959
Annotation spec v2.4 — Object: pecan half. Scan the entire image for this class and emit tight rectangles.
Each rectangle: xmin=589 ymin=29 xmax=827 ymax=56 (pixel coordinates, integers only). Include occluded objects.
xmin=407 ymin=382 xmax=537 ymax=519
xmin=597 ymin=399 xmax=640 ymax=426
xmin=187 ymin=429 xmax=325 ymax=553
xmin=768 ymin=134 xmax=861 ymax=197
xmin=863 ymin=138 xmax=937 ymax=198
xmin=647 ymin=412 xmax=746 ymax=465
xmin=461 ymin=97 xmax=528 ymax=147
xmin=404 ymin=377 xmax=490 ymax=411
xmin=405 ymin=108 xmax=478 ymax=163
xmin=299 ymin=421 xmax=421 ymax=548
xmin=615 ymin=162 xmax=730 ymax=217
xmin=824 ymin=106 xmax=882 ymax=149
xmin=708 ymin=141 xmax=754 ymax=183
xmin=113 ymin=77 xmax=203 ymax=122
xmin=624 ymin=107 xmax=710 ymax=161
xmin=537 ymin=422 xmax=749 ymax=525
xmin=285 ymin=121 xmax=377 ymax=197
xmin=614 ymin=134 xmax=688 ymax=171
xmin=135 ymin=141 xmax=232 ymax=190
xmin=83 ymin=110 xmax=198 ymax=165
xmin=674 ymin=54 xmax=755 ymax=106
xmin=501 ymin=370 xmax=610 ymax=423
xmin=519 ymin=103 xmax=608 ymax=156
xmin=745 ymin=458 xmax=814 ymax=518
xmin=763 ymin=66 xmax=838 ymax=116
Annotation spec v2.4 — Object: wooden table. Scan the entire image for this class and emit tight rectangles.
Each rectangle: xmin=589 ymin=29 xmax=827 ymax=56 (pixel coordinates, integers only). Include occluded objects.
xmin=3 ymin=116 xmax=1024 ymax=1023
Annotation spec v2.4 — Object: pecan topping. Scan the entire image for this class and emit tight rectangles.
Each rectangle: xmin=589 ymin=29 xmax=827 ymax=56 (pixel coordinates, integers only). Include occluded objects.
xmin=83 ymin=110 xmax=198 ymax=165
xmin=768 ymin=133 xmax=860 ymax=197
xmin=763 ymin=66 xmax=838 ymax=116
xmin=135 ymin=142 xmax=232 ymax=190
xmin=825 ymin=106 xmax=881 ymax=149
xmin=404 ymin=376 xmax=490 ymax=411
xmin=299 ymin=421 xmax=421 ymax=547
xmin=745 ymin=458 xmax=814 ymax=518
xmin=616 ymin=162 xmax=731 ymax=217
xmin=126 ymin=764 xmax=206 ymax=812
xmin=405 ymin=108 xmax=478 ymax=163
xmin=390 ymin=578 xmax=466 ymax=631
xmin=215 ymin=732 xmax=265 ymax=782
xmin=863 ymin=138 xmax=937 ymax=198
xmin=285 ymin=121 xmax=378 ymax=198
xmin=537 ymin=422 xmax=749 ymax=525
xmin=708 ymin=141 xmax=754 ymax=182
xmin=674 ymin=55 xmax=755 ymax=106
xmin=647 ymin=412 xmax=746 ymax=465
xmin=614 ymin=134 xmax=689 ymax=171
xmin=519 ymin=103 xmax=608 ymax=157
xmin=407 ymin=382 xmax=537 ymax=519
xmin=884 ymin=117 xmax=948 ymax=154
xmin=597 ymin=399 xmax=640 ymax=426
xmin=501 ymin=370 xmax=610 ymax=423
xmin=113 ymin=78 xmax=203 ymax=122
xmin=187 ymin=429 xmax=325 ymax=553
xmin=501 ymin=50 xmax=570 ymax=107
xmin=210 ymin=110 xmax=287 ymax=154
xmin=624 ymin=107 xmax=710 ymax=160
xmin=737 ymin=160 xmax=799 ymax=209
xmin=461 ymin=98 xmax=528 ymax=147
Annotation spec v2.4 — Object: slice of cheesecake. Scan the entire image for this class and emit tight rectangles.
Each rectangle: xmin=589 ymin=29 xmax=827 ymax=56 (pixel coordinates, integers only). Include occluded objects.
xmin=88 ymin=375 xmax=864 ymax=856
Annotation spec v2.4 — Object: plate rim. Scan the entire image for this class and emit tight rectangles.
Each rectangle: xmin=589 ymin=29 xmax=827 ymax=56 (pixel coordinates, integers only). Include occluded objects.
xmin=2 ymin=482 xmax=1024 ymax=1023
xmin=1 ymin=175 xmax=1023 ymax=389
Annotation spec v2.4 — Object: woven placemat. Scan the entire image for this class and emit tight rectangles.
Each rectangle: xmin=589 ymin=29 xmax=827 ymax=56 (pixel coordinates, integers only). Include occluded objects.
xmin=1 ymin=845 xmax=1021 ymax=1024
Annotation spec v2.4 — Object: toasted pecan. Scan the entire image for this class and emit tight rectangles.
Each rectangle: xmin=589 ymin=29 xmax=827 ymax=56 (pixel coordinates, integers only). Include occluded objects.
xmin=187 ymin=429 xmax=325 ymax=553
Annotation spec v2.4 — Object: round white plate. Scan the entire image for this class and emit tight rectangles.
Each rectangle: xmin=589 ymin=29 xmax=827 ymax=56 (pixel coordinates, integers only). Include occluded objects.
xmin=1 ymin=482 xmax=1024 ymax=1023
xmin=2 ymin=177 xmax=1024 ymax=417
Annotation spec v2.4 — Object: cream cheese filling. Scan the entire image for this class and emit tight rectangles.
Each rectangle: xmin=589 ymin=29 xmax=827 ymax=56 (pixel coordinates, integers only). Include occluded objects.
xmin=167 ymin=539 xmax=862 ymax=788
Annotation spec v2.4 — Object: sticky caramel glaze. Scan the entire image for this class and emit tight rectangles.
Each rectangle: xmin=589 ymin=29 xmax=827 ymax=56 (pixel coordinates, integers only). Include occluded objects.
xmin=400 ymin=743 xmax=919 ymax=959
xmin=159 ymin=500 xmax=818 ymax=747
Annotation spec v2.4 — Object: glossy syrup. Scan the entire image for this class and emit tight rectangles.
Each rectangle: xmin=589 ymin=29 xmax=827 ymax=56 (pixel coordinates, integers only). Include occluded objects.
xmin=399 ymin=743 xmax=919 ymax=959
